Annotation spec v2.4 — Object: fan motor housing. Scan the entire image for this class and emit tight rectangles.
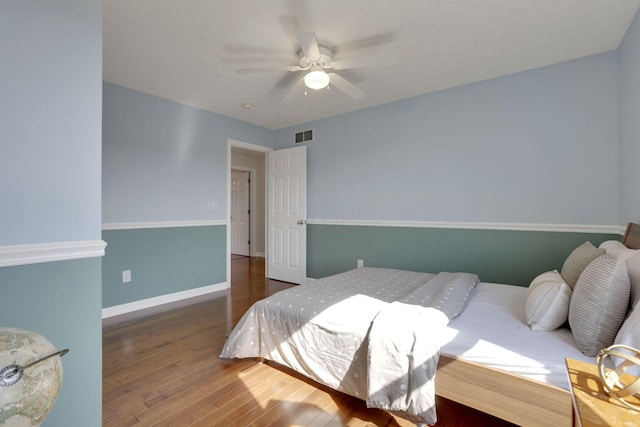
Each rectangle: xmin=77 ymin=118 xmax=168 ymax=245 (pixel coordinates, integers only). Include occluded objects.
xmin=299 ymin=46 xmax=333 ymax=69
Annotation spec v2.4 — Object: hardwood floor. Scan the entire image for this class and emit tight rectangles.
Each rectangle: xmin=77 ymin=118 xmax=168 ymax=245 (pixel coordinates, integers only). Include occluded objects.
xmin=103 ymin=257 xmax=517 ymax=426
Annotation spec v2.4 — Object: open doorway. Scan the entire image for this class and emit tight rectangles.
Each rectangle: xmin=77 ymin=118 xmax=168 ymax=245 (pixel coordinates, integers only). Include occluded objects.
xmin=227 ymin=140 xmax=271 ymax=285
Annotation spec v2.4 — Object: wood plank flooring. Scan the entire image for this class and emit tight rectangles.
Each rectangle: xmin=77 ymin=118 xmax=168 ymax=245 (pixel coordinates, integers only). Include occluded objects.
xmin=103 ymin=257 xmax=517 ymax=426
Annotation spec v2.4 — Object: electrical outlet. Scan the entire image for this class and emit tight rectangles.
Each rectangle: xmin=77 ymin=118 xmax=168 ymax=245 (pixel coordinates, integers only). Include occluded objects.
xmin=122 ymin=270 xmax=132 ymax=283
xmin=357 ymin=259 xmax=364 ymax=268
xmin=207 ymin=201 xmax=218 ymax=211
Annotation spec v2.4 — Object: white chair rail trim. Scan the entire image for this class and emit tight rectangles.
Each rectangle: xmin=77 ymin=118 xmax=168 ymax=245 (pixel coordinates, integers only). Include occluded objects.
xmin=0 ymin=240 xmax=107 ymax=268
xmin=102 ymin=220 xmax=226 ymax=230
xmin=305 ymin=220 xmax=625 ymax=235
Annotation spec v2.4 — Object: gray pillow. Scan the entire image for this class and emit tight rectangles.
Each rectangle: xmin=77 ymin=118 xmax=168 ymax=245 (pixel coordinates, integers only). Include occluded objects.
xmin=568 ymin=255 xmax=630 ymax=356
xmin=561 ymin=241 xmax=606 ymax=289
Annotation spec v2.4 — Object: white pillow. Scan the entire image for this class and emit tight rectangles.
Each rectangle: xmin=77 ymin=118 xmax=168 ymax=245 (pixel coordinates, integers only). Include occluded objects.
xmin=614 ymin=306 xmax=640 ymax=375
xmin=600 ymin=240 xmax=640 ymax=312
xmin=601 ymin=241 xmax=640 ymax=369
xmin=525 ymin=270 xmax=572 ymax=331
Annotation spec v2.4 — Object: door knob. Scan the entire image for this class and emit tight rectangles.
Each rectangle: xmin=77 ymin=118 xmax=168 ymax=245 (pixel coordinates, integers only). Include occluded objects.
xmin=297 ymin=220 xmax=306 ymax=225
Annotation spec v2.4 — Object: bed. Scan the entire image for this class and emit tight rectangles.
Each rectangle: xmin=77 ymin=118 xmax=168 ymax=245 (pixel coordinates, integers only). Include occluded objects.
xmin=221 ymin=223 xmax=640 ymax=426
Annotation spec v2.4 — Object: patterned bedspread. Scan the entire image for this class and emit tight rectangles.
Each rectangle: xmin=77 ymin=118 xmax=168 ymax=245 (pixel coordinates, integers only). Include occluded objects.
xmin=220 ymin=267 xmax=478 ymax=425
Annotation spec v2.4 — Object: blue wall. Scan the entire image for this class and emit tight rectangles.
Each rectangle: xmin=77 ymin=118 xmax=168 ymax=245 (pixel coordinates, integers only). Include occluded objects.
xmin=270 ymin=42 xmax=639 ymax=285
xmin=620 ymin=10 xmax=640 ymax=225
xmin=274 ymin=52 xmax=621 ymax=226
xmin=102 ymin=84 xmax=273 ymax=307
xmin=0 ymin=1 xmax=102 ymax=246
xmin=103 ymin=83 xmax=273 ymax=224
xmin=307 ymin=225 xmax=618 ymax=286
xmin=102 ymin=226 xmax=226 ymax=307
xmin=0 ymin=1 xmax=103 ymax=426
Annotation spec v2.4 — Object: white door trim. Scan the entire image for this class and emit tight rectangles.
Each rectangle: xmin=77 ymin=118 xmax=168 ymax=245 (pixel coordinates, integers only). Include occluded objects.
xmin=227 ymin=139 xmax=272 ymax=284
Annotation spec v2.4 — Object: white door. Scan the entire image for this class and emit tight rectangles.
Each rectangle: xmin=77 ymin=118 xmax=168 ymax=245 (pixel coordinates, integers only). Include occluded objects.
xmin=231 ymin=170 xmax=250 ymax=256
xmin=267 ymin=146 xmax=306 ymax=284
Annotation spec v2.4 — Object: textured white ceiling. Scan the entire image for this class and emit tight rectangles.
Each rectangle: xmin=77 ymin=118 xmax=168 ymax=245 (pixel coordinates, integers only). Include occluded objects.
xmin=104 ymin=0 xmax=640 ymax=130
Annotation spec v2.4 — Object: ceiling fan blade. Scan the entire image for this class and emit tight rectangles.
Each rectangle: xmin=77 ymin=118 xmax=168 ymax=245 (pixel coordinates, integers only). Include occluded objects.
xmin=332 ymin=53 xmax=395 ymax=70
xmin=237 ymin=65 xmax=302 ymax=74
xmin=295 ymin=30 xmax=321 ymax=62
xmin=282 ymin=76 xmax=305 ymax=102
xmin=328 ymin=73 xmax=365 ymax=100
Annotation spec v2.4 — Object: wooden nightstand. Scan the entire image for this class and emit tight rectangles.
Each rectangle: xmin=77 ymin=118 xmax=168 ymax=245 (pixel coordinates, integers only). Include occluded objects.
xmin=565 ymin=358 xmax=640 ymax=427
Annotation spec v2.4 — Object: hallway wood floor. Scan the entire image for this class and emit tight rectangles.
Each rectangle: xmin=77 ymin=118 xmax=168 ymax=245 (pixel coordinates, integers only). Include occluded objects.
xmin=103 ymin=257 xmax=517 ymax=426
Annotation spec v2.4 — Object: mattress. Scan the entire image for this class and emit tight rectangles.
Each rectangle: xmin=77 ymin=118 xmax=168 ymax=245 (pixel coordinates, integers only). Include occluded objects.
xmin=439 ymin=282 xmax=593 ymax=389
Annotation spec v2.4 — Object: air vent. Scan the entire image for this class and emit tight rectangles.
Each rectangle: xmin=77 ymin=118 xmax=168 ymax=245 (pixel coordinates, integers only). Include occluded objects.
xmin=294 ymin=129 xmax=313 ymax=144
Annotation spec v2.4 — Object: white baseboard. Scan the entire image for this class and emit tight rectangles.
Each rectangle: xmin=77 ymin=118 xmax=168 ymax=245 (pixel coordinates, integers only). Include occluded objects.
xmin=101 ymin=282 xmax=229 ymax=319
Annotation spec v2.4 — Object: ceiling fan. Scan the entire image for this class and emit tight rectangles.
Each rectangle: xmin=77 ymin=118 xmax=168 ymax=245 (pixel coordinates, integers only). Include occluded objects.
xmin=237 ymin=30 xmax=394 ymax=101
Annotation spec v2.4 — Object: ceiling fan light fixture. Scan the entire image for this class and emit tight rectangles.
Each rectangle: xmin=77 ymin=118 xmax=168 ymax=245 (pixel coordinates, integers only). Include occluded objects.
xmin=304 ymin=70 xmax=330 ymax=90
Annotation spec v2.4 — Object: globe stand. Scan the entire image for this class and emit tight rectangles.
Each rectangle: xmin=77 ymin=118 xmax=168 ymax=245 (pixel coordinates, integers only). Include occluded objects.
xmin=0 ymin=348 xmax=69 ymax=387
xmin=597 ymin=344 xmax=640 ymax=411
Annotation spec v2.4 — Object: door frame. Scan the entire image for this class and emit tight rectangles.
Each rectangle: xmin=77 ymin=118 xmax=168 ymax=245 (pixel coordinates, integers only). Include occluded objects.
xmin=230 ymin=168 xmax=254 ymax=256
xmin=227 ymin=139 xmax=272 ymax=285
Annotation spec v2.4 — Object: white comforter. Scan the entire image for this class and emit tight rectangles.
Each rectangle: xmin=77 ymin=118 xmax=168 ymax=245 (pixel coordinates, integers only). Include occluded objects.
xmin=220 ymin=268 xmax=478 ymax=425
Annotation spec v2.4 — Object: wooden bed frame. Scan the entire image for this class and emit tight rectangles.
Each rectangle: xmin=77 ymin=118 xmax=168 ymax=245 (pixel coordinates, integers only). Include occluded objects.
xmin=434 ymin=222 xmax=640 ymax=427
xmin=436 ymin=355 xmax=573 ymax=426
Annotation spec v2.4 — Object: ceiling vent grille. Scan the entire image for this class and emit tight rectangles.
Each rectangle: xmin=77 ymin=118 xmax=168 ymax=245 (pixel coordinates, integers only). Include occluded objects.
xmin=294 ymin=129 xmax=313 ymax=144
